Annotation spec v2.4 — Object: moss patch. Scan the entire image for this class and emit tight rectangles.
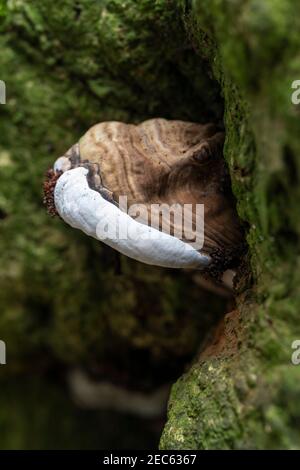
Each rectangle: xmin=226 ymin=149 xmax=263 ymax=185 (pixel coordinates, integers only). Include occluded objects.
xmin=160 ymin=0 xmax=300 ymax=450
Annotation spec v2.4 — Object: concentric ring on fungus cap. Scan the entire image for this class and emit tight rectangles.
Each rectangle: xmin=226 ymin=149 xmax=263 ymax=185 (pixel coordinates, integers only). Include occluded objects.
xmin=43 ymin=118 xmax=245 ymax=275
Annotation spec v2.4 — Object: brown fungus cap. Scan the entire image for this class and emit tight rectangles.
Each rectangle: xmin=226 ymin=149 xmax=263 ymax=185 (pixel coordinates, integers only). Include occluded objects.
xmin=44 ymin=118 xmax=245 ymax=275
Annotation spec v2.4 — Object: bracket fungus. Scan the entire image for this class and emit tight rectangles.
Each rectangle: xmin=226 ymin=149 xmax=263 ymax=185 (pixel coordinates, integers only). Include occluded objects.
xmin=44 ymin=119 xmax=244 ymax=275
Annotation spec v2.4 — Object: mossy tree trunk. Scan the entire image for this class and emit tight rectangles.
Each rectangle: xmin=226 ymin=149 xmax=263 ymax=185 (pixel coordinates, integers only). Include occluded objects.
xmin=161 ymin=0 xmax=300 ymax=450
xmin=0 ymin=0 xmax=300 ymax=449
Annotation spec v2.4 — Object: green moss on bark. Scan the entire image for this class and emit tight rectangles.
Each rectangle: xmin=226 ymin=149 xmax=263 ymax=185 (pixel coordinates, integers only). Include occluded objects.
xmin=1 ymin=0 xmax=300 ymax=450
xmin=160 ymin=0 xmax=300 ymax=450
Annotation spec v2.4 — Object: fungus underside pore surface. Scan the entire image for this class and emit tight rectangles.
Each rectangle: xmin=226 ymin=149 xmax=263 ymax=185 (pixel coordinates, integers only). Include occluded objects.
xmin=0 ymin=0 xmax=300 ymax=450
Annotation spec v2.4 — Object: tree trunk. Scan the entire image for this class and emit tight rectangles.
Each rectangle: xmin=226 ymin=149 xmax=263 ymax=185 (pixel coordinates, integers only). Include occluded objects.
xmin=0 ymin=0 xmax=299 ymax=450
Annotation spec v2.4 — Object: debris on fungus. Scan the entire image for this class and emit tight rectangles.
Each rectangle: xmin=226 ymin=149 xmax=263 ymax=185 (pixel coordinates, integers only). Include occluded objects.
xmin=43 ymin=169 xmax=62 ymax=217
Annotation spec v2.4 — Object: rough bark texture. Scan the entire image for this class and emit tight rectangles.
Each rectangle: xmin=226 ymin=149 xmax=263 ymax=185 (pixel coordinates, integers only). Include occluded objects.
xmin=0 ymin=0 xmax=300 ymax=449
xmin=160 ymin=0 xmax=300 ymax=450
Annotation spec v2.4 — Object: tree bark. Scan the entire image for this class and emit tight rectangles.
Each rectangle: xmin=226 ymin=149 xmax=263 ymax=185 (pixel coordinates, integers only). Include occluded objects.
xmin=0 ymin=0 xmax=299 ymax=450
